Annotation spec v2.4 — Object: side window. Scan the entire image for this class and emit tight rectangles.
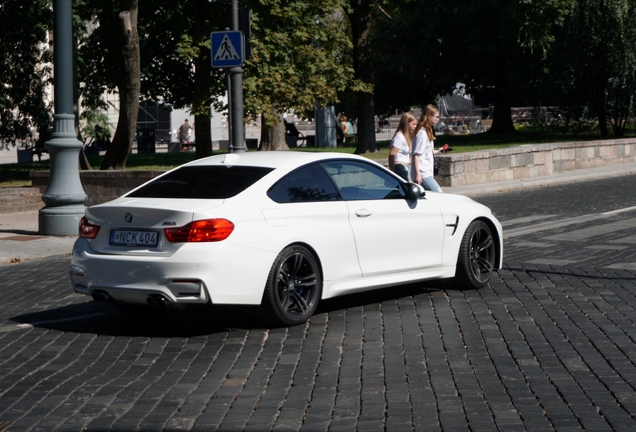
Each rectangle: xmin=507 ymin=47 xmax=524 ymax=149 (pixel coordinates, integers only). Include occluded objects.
xmin=267 ymin=163 xmax=342 ymax=203
xmin=322 ymin=160 xmax=406 ymax=201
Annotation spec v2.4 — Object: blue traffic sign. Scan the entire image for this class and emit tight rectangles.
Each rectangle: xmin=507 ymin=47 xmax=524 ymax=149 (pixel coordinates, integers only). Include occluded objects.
xmin=211 ymin=31 xmax=244 ymax=68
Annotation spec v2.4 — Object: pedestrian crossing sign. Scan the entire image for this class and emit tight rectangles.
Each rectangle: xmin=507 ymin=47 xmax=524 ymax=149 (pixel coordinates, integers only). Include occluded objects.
xmin=211 ymin=31 xmax=244 ymax=68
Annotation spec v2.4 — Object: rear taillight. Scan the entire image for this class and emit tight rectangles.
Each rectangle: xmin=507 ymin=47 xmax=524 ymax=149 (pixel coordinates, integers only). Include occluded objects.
xmin=79 ymin=216 xmax=100 ymax=239
xmin=164 ymin=219 xmax=234 ymax=243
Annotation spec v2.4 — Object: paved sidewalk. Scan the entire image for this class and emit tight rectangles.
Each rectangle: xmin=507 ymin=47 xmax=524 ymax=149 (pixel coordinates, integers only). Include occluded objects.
xmin=1 ymin=160 xmax=635 ymax=266
xmin=0 ymin=211 xmax=76 ymax=265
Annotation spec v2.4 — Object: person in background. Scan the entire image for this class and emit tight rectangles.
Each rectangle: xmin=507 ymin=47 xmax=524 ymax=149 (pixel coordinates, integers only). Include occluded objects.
xmin=412 ymin=104 xmax=448 ymax=192
xmin=340 ymin=114 xmax=351 ymax=135
xmin=179 ymin=119 xmax=194 ymax=151
xmin=388 ymin=113 xmax=417 ymax=181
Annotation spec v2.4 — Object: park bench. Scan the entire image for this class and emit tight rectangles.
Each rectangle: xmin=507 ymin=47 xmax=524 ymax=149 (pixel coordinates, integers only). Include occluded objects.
xmin=344 ymin=133 xmax=357 ymax=144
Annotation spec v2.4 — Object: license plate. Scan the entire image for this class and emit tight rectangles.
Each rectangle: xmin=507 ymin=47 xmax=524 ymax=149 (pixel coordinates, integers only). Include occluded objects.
xmin=110 ymin=230 xmax=158 ymax=247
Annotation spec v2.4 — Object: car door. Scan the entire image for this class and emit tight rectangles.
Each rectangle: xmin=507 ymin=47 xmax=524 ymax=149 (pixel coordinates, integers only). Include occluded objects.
xmin=266 ymin=163 xmax=362 ymax=282
xmin=321 ymin=160 xmax=445 ymax=277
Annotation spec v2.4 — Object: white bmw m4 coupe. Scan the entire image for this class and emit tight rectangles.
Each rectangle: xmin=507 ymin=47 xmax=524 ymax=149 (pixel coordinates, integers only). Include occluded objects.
xmin=70 ymin=151 xmax=503 ymax=326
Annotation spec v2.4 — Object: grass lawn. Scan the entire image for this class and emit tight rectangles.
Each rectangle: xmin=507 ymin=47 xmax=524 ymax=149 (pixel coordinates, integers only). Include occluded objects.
xmin=0 ymin=131 xmax=628 ymax=187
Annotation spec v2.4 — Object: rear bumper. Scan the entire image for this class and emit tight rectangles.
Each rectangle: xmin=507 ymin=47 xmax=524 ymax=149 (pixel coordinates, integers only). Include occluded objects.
xmin=71 ymin=267 xmax=209 ymax=305
xmin=70 ymin=238 xmax=276 ymax=305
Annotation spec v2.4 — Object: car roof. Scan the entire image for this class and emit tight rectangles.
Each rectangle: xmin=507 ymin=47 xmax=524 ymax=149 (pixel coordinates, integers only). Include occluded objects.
xmin=184 ymin=151 xmax=373 ymax=170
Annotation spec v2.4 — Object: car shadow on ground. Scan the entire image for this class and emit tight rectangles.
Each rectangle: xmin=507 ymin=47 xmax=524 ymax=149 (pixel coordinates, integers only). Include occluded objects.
xmin=9 ymin=281 xmax=452 ymax=337
xmin=9 ymin=301 xmax=269 ymax=337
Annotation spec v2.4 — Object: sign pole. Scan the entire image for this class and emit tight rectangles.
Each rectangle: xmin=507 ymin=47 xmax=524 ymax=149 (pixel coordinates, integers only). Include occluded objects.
xmin=211 ymin=5 xmax=247 ymax=153
xmin=226 ymin=68 xmax=232 ymax=149
xmin=229 ymin=0 xmax=245 ymax=153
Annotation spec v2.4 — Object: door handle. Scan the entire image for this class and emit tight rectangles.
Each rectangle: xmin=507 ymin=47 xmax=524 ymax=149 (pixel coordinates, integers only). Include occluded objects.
xmin=355 ymin=209 xmax=372 ymax=218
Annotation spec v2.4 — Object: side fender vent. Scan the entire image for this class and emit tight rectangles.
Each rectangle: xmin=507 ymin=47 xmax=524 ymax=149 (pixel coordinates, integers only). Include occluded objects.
xmin=446 ymin=216 xmax=459 ymax=236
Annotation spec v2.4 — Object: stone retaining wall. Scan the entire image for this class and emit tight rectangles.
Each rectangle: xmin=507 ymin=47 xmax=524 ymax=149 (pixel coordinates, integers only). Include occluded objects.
xmin=435 ymin=138 xmax=636 ymax=187
xmin=31 ymin=138 xmax=636 ymax=204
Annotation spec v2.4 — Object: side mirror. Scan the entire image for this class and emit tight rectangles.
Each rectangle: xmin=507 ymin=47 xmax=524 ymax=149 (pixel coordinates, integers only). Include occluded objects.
xmin=405 ymin=182 xmax=425 ymax=200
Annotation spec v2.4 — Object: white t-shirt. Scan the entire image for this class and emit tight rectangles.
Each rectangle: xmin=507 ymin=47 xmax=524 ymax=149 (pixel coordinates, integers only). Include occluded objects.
xmin=390 ymin=132 xmax=410 ymax=164
xmin=411 ymin=129 xmax=435 ymax=178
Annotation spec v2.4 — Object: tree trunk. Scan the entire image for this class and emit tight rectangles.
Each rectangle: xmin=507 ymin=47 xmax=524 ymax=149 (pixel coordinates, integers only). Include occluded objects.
xmin=101 ymin=2 xmax=140 ymax=170
xmin=193 ymin=0 xmax=213 ymax=158
xmin=79 ymin=148 xmax=93 ymax=170
xmin=592 ymin=88 xmax=608 ymax=137
xmin=194 ymin=114 xmax=212 ymax=156
xmin=259 ymin=107 xmax=289 ymax=151
xmin=348 ymin=1 xmax=377 ymax=154
xmin=488 ymin=83 xmax=516 ymax=134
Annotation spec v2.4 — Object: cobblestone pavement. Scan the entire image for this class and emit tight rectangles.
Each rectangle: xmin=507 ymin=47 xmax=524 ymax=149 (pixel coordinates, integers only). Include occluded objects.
xmin=1 ymin=175 xmax=636 ymax=431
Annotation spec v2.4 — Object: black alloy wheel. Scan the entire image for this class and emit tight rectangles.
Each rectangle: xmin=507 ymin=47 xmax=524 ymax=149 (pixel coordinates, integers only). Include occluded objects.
xmin=262 ymin=245 xmax=322 ymax=326
xmin=454 ymin=220 xmax=496 ymax=288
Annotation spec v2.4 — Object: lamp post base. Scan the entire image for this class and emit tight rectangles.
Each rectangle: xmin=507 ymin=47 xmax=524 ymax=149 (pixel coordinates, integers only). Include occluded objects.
xmin=38 ymin=114 xmax=88 ymax=236
xmin=39 ymin=205 xmax=85 ymax=236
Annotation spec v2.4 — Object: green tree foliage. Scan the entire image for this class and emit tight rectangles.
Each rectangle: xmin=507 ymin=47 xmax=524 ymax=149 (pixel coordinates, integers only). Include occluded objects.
xmin=136 ymin=0 xmax=226 ymax=158
xmin=76 ymin=0 xmax=140 ymax=169
xmin=545 ymin=0 xmax=636 ymax=137
xmin=372 ymin=0 xmax=452 ymax=115
xmin=331 ymin=0 xmax=409 ymax=154
xmin=242 ymin=0 xmax=358 ymax=150
xmin=244 ymin=1 xmax=353 ymax=123
xmin=77 ymin=1 xmax=223 ymax=161
xmin=438 ymin=0 xmax=575 ymax=134
xmin=343 ymin=0 xmax=379 ymax=153
xmin=13 ymin=0 xmax=632 ymax=162
xmin=372 ymin=0 xmax=576 ymax=134
xmin=117 ymin=0 xmax=354 ymax=153
xmin=0 ymin=0 xmax=53 ymax=146
xmin=78 ymin=109 xmax=111 ymax=170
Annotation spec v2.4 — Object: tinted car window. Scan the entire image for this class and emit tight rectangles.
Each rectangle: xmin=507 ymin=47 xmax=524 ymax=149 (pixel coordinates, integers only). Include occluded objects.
xmin=268 ymin=163 xmax=341 ymax=203
xmin=322 ymin=160 xmax=406 ymax=200
xmin=127 ymin=166 xmax=273 ymax=199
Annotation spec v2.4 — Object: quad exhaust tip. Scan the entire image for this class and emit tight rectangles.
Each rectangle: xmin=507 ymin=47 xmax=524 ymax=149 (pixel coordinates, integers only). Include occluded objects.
xmin=91 ymin=290 xmax=114 ymax=303
xmin=91 ymin=290 xmax=170 ymax=307
xmin=146 ymin=294 xmax=170 ymax=307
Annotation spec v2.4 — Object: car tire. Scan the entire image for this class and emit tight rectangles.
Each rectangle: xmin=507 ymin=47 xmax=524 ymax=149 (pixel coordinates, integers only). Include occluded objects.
xmin=261 ymin=245 xmax=322 ymax=327
xmin=454 ymin=220 xmax=496 ymax=289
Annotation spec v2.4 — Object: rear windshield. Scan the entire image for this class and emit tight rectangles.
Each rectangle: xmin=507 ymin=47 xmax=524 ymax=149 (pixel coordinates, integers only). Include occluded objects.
xmin=127 ymin=165 xmax=274 ymax=199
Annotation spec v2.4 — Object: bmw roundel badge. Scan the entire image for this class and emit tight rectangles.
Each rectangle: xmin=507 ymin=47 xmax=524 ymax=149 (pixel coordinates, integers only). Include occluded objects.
xmin=125 ymin=212 xmax=133 ymax=223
